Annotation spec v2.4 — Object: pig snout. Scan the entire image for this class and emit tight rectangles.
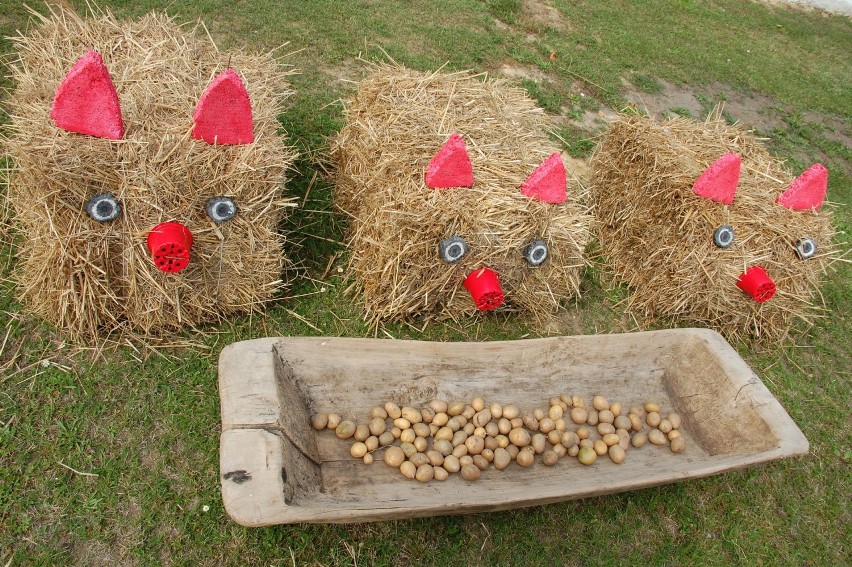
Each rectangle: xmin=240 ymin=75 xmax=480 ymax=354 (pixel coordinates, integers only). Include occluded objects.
xmin=736 ymin=266 xmax=776 ymax=303
xmin=147 ymin=221 xmax=193 ymax=273
xmin=463 ymin=267 xmax=504 ymax=311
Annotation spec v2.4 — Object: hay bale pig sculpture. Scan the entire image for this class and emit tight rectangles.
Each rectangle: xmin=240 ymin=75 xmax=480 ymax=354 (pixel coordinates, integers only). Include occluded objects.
xmin=3 ymin=8 xmax=297 ymax=341
xmin=332 ymin=65 xmax=592 ymax=326
xmin=590 ymin=110 xmax=838 ymax=341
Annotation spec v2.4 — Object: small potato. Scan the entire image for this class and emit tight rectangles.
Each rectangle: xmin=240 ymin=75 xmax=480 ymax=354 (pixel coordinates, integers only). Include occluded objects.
xmin=471 ymin=397 xmax=485 ymax=412
xmin=391 ymin=427 xmax=402 ymax=439
xmin=434 ymin=427 xmax=453 ymax=442
xmin=548 ymin=405 xmax=563 ymax=421
xmin=614 ymin=415 xmax=631 ymax=431
xmin=473 ymin=409 xmax=492 ymax=428
xmin=384 ymin=446 xmax=405 ymax=468
xmin=561 ymin=431 xmax=579 ymax=448
xmin=617 ymin=429 xmax=631 ymax=450
xmin=459 ymin=455 xmax=474 ymax=467
xmin=456 ymin=415 xmax=470 ymax=428
xmin=465 ymin=435 xmax=485 ymax=455
xmin=516 ymin=447 xmax=535 ymax=467
xmin=472 ymin=455 xmax=489 ymax=471
xmin=452 ymin=431 xmax=469 ymax=447
xmin=354 ymin=424 xmax=370 ymax=442
xmin=577 ymin=427 xmax=590 ymax=440
xmin=433 ymin=439 xmax=454 ymax=457
xmin=507 ymin=445 xmax=520 ymax=460
xmin=420 ymin=408 xmax=435 ymax=423
xmin=494 ymin=447 xmax=512 ymax=469
xmin=509 ymin=428 xmax=531 ymax=447
xmin=555 ymin=418 xmax=568 ymax=433
xmin=539 ymin=418 xmax=556 ymax=434
xmin=409 ymin=452 xmax=429 ymax=468
xmin=365 ymin=436 xmax=379 ymax=451
xmin=484 ymin=436 xmax=498 ymax=451
xmin=378 ymin=431 xmax=395 ymax=446
xmin=597 ymin=423 xmax=616 ymax=436
xmin=668 ymin=412 xmax=682 ymax=430
xmin=534 ymin=408 xmax=546 ymax=421
xmin=498 ymin=418 xmax=512 ymax=435
xmin=489 ymin=402 xmax=503 ymax=419
xmin=335 ymin=421 xmax=356 ymax=439
xmin=443 ymin=455 xmax=461 ymax=473
xmin=428 ymin=399 xmax=448 ymax=414
xmin=610 ymin=402 xmax=623 ymax=417
xmin=363 ymin=453 xmax=374 ymax=465
xmin=400 ymin=461 xmax=417 ymax=479
xmin=608 ymin=445 xmax=626 ymax=464
xmin=369 ymin=417 xmax=387 ymax=436
xmin=579 ymin=439 xmax=593 ymax=449
xmin=473 ymin=426 xmax=487 ymax=438
xmin=648 ymin=429 xmax=667 ymax=445
xmin=400 ymin=442 xmax=418 ymax=457
xmin=658 ymin=419 xmax=673 ymax=434
xmin=452 ymin=444 xmax=468 ymax=458
xmin=446 ymin=418 xmax=461 ymax=432
xmin=531 ymin=433 xmax=547 ymax=454
xmin=629 ymin=414 xmax=644 ymax=432
xmin=369 ymin=406 xmax=388 ymax=419
xmin=432 ymin=412 xmax=449 ymax=427
xmin=646 ymin=412 xmax=661 ymax=428
xmin=571 ymin=395 xmax=585 ymax=409
xmin=586 ymin=410 xmax=599 ymax=426
xmin=495 ymin=435 xmax=510 ymax=448
xmin=632 ymin=431 xmax=648 ymax=448
xmin=670 ymin=437 xmax=686 ymax=453
xmin=350 ymin=442 xmax=368 ymax=458
xmin=542 ymin=450 xmax=559 ymax=466
xmin=326 ymin=413 xmax=341 ymax=430
xmin=433 ymin=466 xmax=449 ymax=481
xmin=570 ymin=407 xmax=588 ymax=424
xmin=460 ymin=464 xmax=481 ymax=481
xmin=311 ymin=413 xmax=329 ymax=431
xmin=567 ymin=444 xmax=580 ymax=457
xmin=413 ymin=422 xmax=431 ymax=438
xmin=644 ymin=401 xmax=661 ymax=414
xmin=413 ymin=436 xmax=429 ymax=453
xmin=560 ymin=393 xmax=572 ymax=406
xmin=502 ymin=404 xmax=520 ymax=420
xmin=628 ymin=406 xmax=644 ymax=418
xmin=511 ymin=417 xmax=525 ymax=430
xmin=462 ymin=406 xmax=476 ymax=420
xmin=547 ymin=430 xmax=562 ymax=446
xmin=401 ymin=406 xmax=422 ymax=424
xmin=577 ymin=446 xmax=597 ymax=465
xmin=393 ymin=418 xmax=411 ymax=430
xmin=447 ymin=402 xmax=466 ymax=416
xmin=598 ymin=410 xmax=615 ymax=425
xmin=415 ymin=464 xmax=434 ymax=482
xmin=485 ymin=422 xmax=500 ymax=438
xmin=602 ymin=433 xmax=620 ymax=447
xmin=593 ymin=439 xmax=608 ymax=456
xmin=593 ymin=395 xmax=609 ymax=411
xmin=553 ymin=444 xmax=567 ymax=458
xmin=481 ymin=448 xmax=495 ymax=462
xmin=668 ymin=430 xmax=682 ymax=441
xmin=384 ymin=402 xmax=402 ymax=419
xmin=399 ymin=429 xmax=416 ymax=444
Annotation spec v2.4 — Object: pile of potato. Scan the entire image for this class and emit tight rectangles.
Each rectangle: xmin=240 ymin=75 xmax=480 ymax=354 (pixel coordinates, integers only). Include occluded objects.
xmin=311 ymin=395 xmax=685 ymax=483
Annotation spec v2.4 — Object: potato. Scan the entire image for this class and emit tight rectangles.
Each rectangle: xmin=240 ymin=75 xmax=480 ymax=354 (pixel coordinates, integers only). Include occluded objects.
xmin=579 ymin=439 xmax=593 ymax=449
xmin=433 ymin=439 xmax=454 ymax=456
xmin=473 ymin=455 xmax=489 ymax=471
xmin=502 ymin=404 xmax=520 ymax=420
xmin=644 ymin=402 xmax=661 ymax=414
xmin=413 ymin=422 xmax=431 ymax=438
xmin=511 ymin=417 xmax=525 ymax=430
xmin=555 ymin=418 xmax=568 ymax=433
xmin=465 ymin=435 xmax=485 ymax=455
xmin=509 ymin=428 xmax=531 ymax=447
xmin=384 ymin=402 xmax=402 ymax=419
xmin=428 ymin=399 xmax=448 ymax=414
xmin=480 ymin=448 xmax=494 ymax=462
xmin=493 ymin=448 xmax=511 ymax=470
xmin=516 ymin=447 xmax=535 ymax=467
xmin=631 ymin=431 xmax=648 ymax=448
xmin=354 ymin=424 xmax=370 ymax=442
xmin=542 ymin=450 xmax=559 ymax=466
xmin=384 ymin=446 xmax=405 ymax=468
xmin=369 ymin=406 xmax=388 ymax=419
xmin=363 ymin=453 xmax=374 ymax=465
xmin=409 ymin=452 xmax=429 ymax=468
xmin=434 ymin=427 xmax=453 ymax=442
xmin=473 ymin=426 xmax=487 ymax=438
xmin=570 ymin=407 xmax=588 ymax=424
xmin=415 ymin=464 xmax=434 ymax=482
xmin=668 ymin=412 xmax=682 ymax=430
xmin=531 ymin=434 xmax=547 ymax=454
xmin=548 ymin=405 xmax=563 ymax=421
xmin=368 ymin=417 xmax=386 ymax=436
xmin=646 ymin=412 xmax=661 ymax=428
xmin=311 ymin=413 xmax=329 ymax=431
xmin=484 ymin=436 xmax=499 ymax=451
xmin=391 ymin=427 xmax=402 ymax=439
xmin=617 ymin=429 xmax=631 ymax=450
xmin=577 ymin=446 xmax=597 ymax=465
xmin=473 ymin=409 xmax=492 ymax=428
xmin=498 ymin=418 xmax=512 ymax=435
xmin=393 ymin=417 xmax=411 ymax=430
xmin=420 ymin=408 xmax=435 ymax=423
xmin=586 ymin=410 xmax=599 ymax=426
xmin=561 ymin=431 xmax=579 ymax=448
xmin=401 ymin=406 xmax=422 ymax=424
xmin=658 ymin=419 xmax=673 ymax=434
xmin=452 ymin=430 xmax=468 ymax=447
xmin=568 ymin=444 xmax=580 ymax=457
xmin=378 ymin=431 xmax=395 ymax=446
xmin=593 ymin=395 xmax=609 ymax=411
xmin=350 ymin=442 xmax=368 ymax=458
xmin=597 ymin=423 xmax=616 ymax=436
xmin=507 ymin=445 xmax=520 ymax=460
xmin=400 ymin=461 xmax=417 ymax=479
xmin=326 ymin=413 xmax=341 ymax=430
xmin=534 ymin=408 xmax=546 ymax=421
xmin=610 ymin=402 xmax=623 ymax=417
xmin=648 ymin=429 xmax=667 ymax=445
xmin=553 ymin=444 xmax=567 ymax=458
xmin=452 ymin=444 xmax=468 ymax=458
xmin=602 ymin=433 xmax=620 ymax=447
xmin=443 ymin=455 xmax=461 ymax=473
xmin=670 ymin=437 xmax=686 ymax=453
xmin=400 ymin=442 xmax=418 ymax=457
xmin=335 ymin=421 xmax=356 ymax=439
xmin=413 ymin=436 xmax=429 ymax=453
xmin=432 ymin=412 xmax=449 ymax=427
xmin=629 ymin=414 xmax=644 ymax=432
xmin=613 ymin=415 xmax=631 ymax=430
xmin=547 ymin=430 xmax=562 ymax=446
xmin=608 ymin=445 xmax=626 ymax=464
xmin=668 ymin=430 xmax=682 ymax=441
xmin=446 ymin=417 xmax=461 ymax=432
xmin=448 ymin=402 xmax=466 ymax=416
xmin=459 ymin=455 xmax=474 ymax=467
xmin=471 ymin=397 xmax=486 ymax=412
xmin=462 ymin=406 xmax=476 ymax=420
xmin=489 ymin=402 xmax=503 ymax=419
xmin=399 ymin=429 xmax=415 ymax=444
xmin=433 ymin=466 xmax=449 ymax=481
xmin=485 ymin=422 xmax=499 ymax=438
xmin=598 ymin=410 xmax=615 ymax=424
xmin=460 ymin=464 xmax=481 ymax=480
xmin=593 ymin=440 xmax=608 ymax=456
xmin=571 ymin=395 xmax=585 ymax=409
xmin=577 ymin=427 xmax=590 ymax=440
xmin=365 ymin=436 xmax=379 ymax=452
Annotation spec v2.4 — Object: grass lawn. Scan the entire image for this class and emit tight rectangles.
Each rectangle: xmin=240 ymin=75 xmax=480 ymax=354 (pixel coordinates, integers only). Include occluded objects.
xmin=1 ymin=0 xmax=850 ymax=564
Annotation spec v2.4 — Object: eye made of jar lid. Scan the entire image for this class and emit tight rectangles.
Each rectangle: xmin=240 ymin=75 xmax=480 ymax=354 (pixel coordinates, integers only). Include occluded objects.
xmin=86 ymin=193 xmax=121 ymax=223
xmin=713 ymin=225 xmax=735 ymax=248
xmin=206 ymin=196 xmax=238 ymax=222
xmin=439 ymin=236 xmax=468 ymax=263
xmin=523 ymin=239 xmax=548 ymax=266
xmin=795 ymin=237 xmax=817 ymax=260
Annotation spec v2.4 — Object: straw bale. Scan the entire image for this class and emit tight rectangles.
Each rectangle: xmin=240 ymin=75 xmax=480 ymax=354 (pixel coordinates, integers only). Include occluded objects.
xmin=331 ymin=65 xmax=592 ymax=326
xmin=3 ymin=6 xmax=297 ymax=341
xmin=589 ymin=109 xmax=838 ymax=341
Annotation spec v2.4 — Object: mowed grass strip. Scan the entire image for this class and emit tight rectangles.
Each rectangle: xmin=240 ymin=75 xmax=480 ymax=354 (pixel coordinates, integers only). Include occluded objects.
xmin=1 ymin=0 xmax=849 ymax=564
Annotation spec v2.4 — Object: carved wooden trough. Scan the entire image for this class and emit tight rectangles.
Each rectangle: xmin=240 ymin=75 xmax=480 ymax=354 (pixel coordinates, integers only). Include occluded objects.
xmin=218 ymin=329 xmax=807 ymax=526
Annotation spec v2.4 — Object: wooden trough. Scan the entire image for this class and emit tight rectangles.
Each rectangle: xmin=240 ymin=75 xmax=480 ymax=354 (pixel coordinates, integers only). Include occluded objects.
xmin=218 ymin=329 xmax=808 ymax=526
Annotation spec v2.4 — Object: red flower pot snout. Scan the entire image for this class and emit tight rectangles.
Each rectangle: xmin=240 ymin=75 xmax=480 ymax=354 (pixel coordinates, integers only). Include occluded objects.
xmin=736 ymin=266 xmax=776 ymax=303
xmin=147 ymin=222 xmax=193 ymax=273
xmin=464 ymin=268 xmax=505 ymax=311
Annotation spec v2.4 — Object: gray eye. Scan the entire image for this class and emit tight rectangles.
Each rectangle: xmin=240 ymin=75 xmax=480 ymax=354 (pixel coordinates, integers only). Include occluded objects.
xmin=795 ymin=237 xmax=817 ymax=260
xmin=439 ymin=236 xmax=467 ymax=263
xmin=523 ymin=239 xmax=548 ymax=266
xmin=206 ymin=196 xmax=238 ymax=222
xmin=86 ymin=193 xmax=121 ymax=223
xmin=713 ymin=225 xmax=735 ymax=248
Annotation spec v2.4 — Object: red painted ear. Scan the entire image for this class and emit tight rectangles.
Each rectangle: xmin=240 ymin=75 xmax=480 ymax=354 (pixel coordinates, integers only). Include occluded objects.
xmin=425 ymin=133 xmax=474 ymax=188
xmin=777 ymin=164 xmax=827 ymax=211
xmin=693 ymin=152 xmax=740 ymax=205
xmin=520 ymin=152 xmax=567 ymax=204
xmin=192 ymin=69 xmax=254 ymax=145
xmin=51 ymin=50 xmax=124 ymax=140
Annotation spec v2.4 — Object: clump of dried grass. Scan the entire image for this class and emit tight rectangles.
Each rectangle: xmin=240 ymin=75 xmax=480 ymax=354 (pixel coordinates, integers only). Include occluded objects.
xmin=2 ymin=5 xmax=297 ymax=342
xmin=590 ymin=109 xmax=838 ymax=341
xmin=332 ymin=64 xmax=592 ymax=327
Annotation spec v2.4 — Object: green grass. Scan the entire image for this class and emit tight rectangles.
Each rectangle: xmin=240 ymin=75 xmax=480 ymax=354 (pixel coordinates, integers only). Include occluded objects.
xmin=1 ymin=0 xmax=850 ymax=565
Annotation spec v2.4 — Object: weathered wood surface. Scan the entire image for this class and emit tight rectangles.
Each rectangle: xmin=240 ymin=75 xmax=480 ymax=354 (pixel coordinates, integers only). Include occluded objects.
xmin=218 ymin=329 xmax=808 ymax=526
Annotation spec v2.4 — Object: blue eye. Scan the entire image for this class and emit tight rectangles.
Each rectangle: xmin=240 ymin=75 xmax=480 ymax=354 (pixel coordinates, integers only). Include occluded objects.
xmin=86 ymin=193 xmax=121 ymax=223
xmin=206 ymin=196 xmax=238 ymax=222
xmin=439 ymin=236 xmax=467 ymax=263
xmin=713 ymin=225 xmax=735 ymax=248
xmin=795 ymin=237 xmax=817 ymax=260
xmin=523 ymin=239 xmax=548 ymax=266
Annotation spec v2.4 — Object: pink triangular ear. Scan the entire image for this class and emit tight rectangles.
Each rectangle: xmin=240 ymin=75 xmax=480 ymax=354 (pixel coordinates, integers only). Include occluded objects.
xmin=51 ymin=50 xmax=124 ymax=140
xmin=520 ymin=152 xmax=567 ymax=204
xmin=693 ymin=152 xmax=740 ymax=205
xmin=777 ymin=164 xmax=827 ymax=211
xmin=425 ymin=133 xmax=474 ymax=188
xmin=192 ymin=69 xmax=254 ymax=145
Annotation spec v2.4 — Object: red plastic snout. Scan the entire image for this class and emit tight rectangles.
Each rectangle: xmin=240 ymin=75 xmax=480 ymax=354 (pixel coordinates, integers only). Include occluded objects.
xmin=147 ymin=222 xmax=193 ymax=273
xmin=736 ymin=266 xmax=776 ymax=303
xmin=464 ymin=268 xmax=505 ymax=311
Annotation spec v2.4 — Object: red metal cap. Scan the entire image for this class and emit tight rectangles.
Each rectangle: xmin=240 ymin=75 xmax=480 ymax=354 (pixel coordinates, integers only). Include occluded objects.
xmin=736 ymin=266 xmax=776 ymax=303
xmin=463 ymin=268 xmax=505 ymax=311
xmin=147 ymin=222 xmax=193 ymax=273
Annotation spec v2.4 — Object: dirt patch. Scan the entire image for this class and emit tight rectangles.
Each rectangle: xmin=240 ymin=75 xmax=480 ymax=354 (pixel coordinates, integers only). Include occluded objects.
xmin=521 ymin=0 xmax=570 ymax=31
xmin=495 ymin=62 xmax=551 ymax=83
